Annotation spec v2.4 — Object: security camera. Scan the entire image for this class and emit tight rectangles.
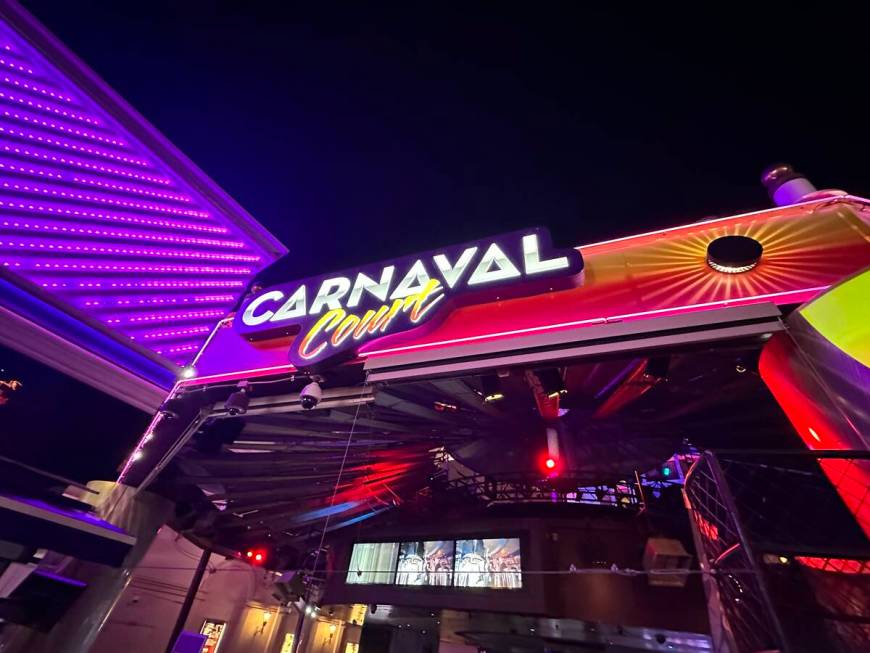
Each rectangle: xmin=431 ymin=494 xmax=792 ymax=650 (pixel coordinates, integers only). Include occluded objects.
xmin=158 ymin=397 xmax=184 ymax=420
xmin=299 ymin=381 xmax=322 ymax=410
xmin=225 ymin=382 xmax=249 ymax=416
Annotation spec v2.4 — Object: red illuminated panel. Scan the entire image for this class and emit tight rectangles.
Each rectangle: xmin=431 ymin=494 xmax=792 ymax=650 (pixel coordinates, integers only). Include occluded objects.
xmin=361 ymin=200 xmax=869 ymax=357
xmin=760 ymin=333 xmax=870 ymax=539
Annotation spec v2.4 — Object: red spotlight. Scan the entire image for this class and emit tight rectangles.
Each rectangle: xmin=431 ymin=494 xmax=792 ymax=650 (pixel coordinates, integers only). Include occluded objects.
xmin=540 ymin=454 xmax=560 ymax=477
xmin=244 ymin=548 xmax=267 ymax=565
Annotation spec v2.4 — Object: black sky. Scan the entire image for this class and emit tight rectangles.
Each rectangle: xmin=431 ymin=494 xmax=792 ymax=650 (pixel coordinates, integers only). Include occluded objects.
xmin=5 ymin=2 xmax=868 ymax=480
xmin=21 ymin=2 xmax=870 ymax=266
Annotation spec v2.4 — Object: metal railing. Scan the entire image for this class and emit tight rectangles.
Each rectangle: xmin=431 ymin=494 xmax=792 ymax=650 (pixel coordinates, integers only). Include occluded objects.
xmin=684 ymin=450 xmax=870 ymax=653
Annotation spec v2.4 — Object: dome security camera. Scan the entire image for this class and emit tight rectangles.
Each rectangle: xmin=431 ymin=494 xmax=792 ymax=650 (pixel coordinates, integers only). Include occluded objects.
xmin=299 ymin=381 xmax=322 ymax=410
xmin=225 ymin=382 xmax=250 ymax=416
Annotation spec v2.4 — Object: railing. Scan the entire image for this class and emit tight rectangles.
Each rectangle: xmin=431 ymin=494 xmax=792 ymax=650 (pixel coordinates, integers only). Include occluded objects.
xmin=684 ymin=450 xmax=870 ymax=653
xmin=437 ymin=473 xmax=643 ymax=509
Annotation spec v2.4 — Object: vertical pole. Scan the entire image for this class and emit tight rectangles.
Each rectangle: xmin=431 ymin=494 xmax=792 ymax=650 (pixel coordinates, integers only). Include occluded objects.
xmin=289 ymin=601 xmax=306 ymax=653
xmin=164 ymin=546 xmax=210 ymax=653
xmin=634 ymin=470 xmax=647 ymax=513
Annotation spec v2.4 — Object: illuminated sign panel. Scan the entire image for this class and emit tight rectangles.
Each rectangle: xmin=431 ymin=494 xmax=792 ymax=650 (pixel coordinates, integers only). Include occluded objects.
xmin=236 ymin=228 xmax=583 ymax=369
xmin=345 ymin=537 xmax=522 ymax=590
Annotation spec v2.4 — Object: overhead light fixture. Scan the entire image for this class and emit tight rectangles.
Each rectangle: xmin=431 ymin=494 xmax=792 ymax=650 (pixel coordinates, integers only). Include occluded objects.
xmin=481 ymin=375 xmax=504 ymax=402
xmin=706 ymin=235 xmax=763 ymax=274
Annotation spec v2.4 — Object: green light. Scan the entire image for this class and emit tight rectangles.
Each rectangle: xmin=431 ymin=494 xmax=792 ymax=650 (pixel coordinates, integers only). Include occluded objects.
xmin=662 ymin=466 xmax=671 ymax=477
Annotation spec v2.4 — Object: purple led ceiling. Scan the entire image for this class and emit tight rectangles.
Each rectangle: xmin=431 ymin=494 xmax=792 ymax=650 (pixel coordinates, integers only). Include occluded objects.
xmin=0 ymin=10 xmax=284 ymax=369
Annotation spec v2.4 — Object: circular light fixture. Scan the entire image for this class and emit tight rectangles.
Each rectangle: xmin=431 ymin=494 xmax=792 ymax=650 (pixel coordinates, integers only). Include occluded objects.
xmin=706 ymin=235 xmax=763 ymax=274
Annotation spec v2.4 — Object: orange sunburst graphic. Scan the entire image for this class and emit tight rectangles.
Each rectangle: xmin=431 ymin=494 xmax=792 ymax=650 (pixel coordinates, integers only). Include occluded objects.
xmin=621 ymin=207 xmax=869 ymax=307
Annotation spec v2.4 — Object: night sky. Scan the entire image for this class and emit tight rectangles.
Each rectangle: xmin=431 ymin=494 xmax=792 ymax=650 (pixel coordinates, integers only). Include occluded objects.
xmin=4 ymin=2 xmax=869 ymax=480
xmin=21 ymin=2 xmax=870 ymax=262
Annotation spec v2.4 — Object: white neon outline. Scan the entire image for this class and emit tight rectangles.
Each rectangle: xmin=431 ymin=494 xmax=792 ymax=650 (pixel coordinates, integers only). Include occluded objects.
xmin=117 ymin=380 xmax=182 ymax=481
xmin=359 ymin=285 xmax=830 ymax=358
xmin=576 ymin=197 xmax=860 ymax=250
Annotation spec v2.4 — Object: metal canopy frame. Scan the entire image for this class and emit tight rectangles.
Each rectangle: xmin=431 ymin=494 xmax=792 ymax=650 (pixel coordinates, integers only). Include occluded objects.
xmin=364 ymin=302 xmax=784 ymax=383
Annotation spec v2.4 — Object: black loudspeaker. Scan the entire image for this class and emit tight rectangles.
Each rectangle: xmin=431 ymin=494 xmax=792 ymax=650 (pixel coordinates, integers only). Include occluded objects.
xmin=272 ymin=570 xmax=306 ymax=603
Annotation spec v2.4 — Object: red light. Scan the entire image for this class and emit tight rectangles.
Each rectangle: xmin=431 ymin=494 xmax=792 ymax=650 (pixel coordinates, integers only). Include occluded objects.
xmin=545 ymin=458 xmax=556 ymax=469
xmin=254 ymin=553 xmax=263 ymax=562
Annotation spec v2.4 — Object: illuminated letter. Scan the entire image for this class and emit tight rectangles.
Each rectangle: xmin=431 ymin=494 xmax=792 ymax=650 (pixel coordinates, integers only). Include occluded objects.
xmin=347 ymin=266 xmax=395 ymax=308
xmin=522 ymin=234 xmax=570 ymax=275
xmin=390 ymin=260 xmax=431 ymax=300
xmin=331 ymin=314 xmax=362 ymax=345
xmin=353 ymin=309 xmax=377 ymax=339
xmin=242 ymin=290 xmax=284 ymax=326
xmin=298 ymin=309 xmax=345 ymax=360
xmin=468 ymin=243 xmax=521 ymax=285
xmin=403 ymin=279 xmax=445 ymax=323
xmin=270 ymin=285 xmax=307 ymax=322
xmin=433 ymin=247 xmax=477 ymax=288
xmin=310 ymin=277 xmax=351 ymax=315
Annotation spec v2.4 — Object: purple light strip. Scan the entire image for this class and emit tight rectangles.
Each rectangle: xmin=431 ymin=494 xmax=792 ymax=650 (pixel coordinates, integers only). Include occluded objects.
xmin=34 ymin=570 xmax=87 ymax=588
xmin=1 ymin=156 xmax=189 ymax=200
xmin=1 ymin=181 xmax=211 ymax=217
xmin=0 ymin=198 xmax=227 ymax=233
xmin=71 ymin=175 xmax=191 ymax=202
xmin=0 ymin=55 xmax=33 ymax=74
xmin=0 ymin=89 xmax=99 ymax=124
xmin=80 ymin=293 xmax=236 ymax=308
xmin=0 ymin=217 xmax=247 ymax=248
xmin=0 ymin=124 xmax=151 ymax=167
xmin=0 ymin=107 xmax=121 ymax=145
xmin=1 ymin=140 xmax=171 ymax=184
xmin=0 ymin=158 xmax=63 ymax=178
xmin=102 ymin=308 xmax=226 ymax=325
xmin=1 ymin=72 xmax=75 ymax=103
xmin=138 ymin=324 xmax=212 ymax=341
xmin=163 ymin=342 xmax=202 ymax=354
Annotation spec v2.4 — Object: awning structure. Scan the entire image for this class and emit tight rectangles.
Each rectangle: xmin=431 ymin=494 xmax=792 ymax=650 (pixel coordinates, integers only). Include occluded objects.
xmin=0 ymin=494 xmax=135 ymax=567
xmin=116 ymin=197 xmax=869 ymax=561
xmin=0 ymin=3 xmax=285 ymax=409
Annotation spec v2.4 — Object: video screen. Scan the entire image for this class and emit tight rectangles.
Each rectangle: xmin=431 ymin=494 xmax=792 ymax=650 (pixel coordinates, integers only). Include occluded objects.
xmin=346 ymin=542 xmax=400 ymax=584
xmin=395 ymin=540 xmax=454 ymax=587
xmin=454 ymin=537 xmax=522 ymax=589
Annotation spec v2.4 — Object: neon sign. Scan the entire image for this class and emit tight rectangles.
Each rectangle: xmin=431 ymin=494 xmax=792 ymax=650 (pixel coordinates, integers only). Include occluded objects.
xmin=235 ymin=228 xmax=583 ymax=370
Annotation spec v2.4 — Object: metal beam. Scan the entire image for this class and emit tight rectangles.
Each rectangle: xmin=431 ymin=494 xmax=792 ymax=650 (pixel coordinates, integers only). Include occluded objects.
xmin=364 ymin=303 xmax=784 ymax=383
xmin=209 ymin=386 xmax=374 ymax=418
